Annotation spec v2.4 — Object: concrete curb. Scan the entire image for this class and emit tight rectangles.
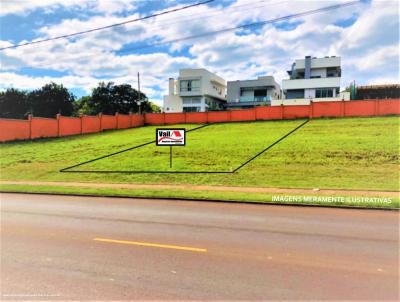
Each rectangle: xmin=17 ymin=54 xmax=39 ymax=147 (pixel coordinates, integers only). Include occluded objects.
xmin=1 ymin=191 xmax=399 ymax=211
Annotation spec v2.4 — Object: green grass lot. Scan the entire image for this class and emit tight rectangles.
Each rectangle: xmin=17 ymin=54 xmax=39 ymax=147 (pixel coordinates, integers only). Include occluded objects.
xmin=1 ymin=116 xmax=399 ymax=208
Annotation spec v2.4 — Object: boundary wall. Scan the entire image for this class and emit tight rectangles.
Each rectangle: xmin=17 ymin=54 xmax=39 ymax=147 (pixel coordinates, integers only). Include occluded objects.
xmin=1 ymin=99 xmax=399 ymax=142
xmin=0 ymin=113 xmax=144 ymax=142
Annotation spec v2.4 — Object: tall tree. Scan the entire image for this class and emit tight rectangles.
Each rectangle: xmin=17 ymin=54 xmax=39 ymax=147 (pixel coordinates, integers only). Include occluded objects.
xmin=0 ymin=88 xmax=29 ymax=119
xmin=147 ymin=101 xmax=161 ymax=113
xmin=82 ymin=82 xmax=149 ymax=115
xmin=73 ymin=96 xmax=95 ymax=116
xmin=28 ymin=82 xmax=75 ymax=117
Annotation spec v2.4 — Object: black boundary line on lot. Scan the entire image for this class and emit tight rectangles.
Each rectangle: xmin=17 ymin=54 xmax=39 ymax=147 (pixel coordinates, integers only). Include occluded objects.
xmin=60 ymin=119 xmax=309 ymax=174
xmin=60 ymin=124 xmax=210 ymax=172
xmin=61 ymin=170 xmax=233 ymax=174
xmin=233 ymin=119 xmax=310 ymax=172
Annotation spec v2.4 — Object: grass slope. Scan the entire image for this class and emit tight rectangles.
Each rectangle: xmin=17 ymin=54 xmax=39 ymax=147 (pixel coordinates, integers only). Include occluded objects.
xmin=1 ymin=116 xmax=399 ymax=205
xmin=69 ymin=119 xmax=305 ymax=173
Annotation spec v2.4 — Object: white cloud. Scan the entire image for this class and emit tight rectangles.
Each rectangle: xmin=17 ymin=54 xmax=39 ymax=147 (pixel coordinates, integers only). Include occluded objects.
xmin=1 ymin=0 xmax=398 ymax=104
xmin=344 ymin=45 xmax=399 ymax=72
xmin=334 ymin=0 xmax=399 ymax=52
xmin=0 ymin=0 xmax=137 ymax=16
xmin=95 ymin=0 xmax=137 ymax=15
xmin=0 ymin=0 xmax=84 ymax=16
xmin=0 ymin=72 xmax=97 ymax=92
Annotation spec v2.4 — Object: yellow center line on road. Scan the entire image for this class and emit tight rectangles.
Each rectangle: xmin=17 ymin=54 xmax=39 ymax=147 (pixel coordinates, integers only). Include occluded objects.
xmin=93 ymin=237 xmax=207 ymax=253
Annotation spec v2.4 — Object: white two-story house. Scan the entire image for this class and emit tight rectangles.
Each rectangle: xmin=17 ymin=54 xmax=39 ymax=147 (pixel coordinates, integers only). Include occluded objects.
xmin=278 ymin=56 xmax=349 ymax=105
xmin=163 ymin=68 xmax=226 ymax=112
xmin=226 ymin=76 xmax=281 ymax=109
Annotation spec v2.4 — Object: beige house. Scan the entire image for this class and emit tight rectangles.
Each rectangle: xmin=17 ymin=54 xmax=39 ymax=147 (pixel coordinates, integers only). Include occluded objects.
xmin=163 ymin=68 xmax=226 ymax=112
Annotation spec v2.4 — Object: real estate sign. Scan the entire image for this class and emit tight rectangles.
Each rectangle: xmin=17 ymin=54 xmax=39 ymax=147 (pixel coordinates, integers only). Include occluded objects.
xmin=156 ymin=128 xmax=186 ymax=146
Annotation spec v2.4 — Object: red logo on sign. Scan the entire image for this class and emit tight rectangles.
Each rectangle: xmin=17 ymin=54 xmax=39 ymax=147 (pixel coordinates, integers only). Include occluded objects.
xmin=173 ymin=131 xmax=182 ymax=137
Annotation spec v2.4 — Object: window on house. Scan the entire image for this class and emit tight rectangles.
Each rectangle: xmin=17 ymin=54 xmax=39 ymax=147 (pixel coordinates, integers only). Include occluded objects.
xmin=286 ymin=89 xmax=304 ymax=99
xmin=183 ymin=106 xmax=200 ymax=112
xmin=254 ymin=89 xmax=267 ymax=97
xmin=240 ymin=89 xmax=246 ymax=96
xmin=205 ymin=98 xmax=224 ymax=111
xmin=182 ymin=98 xmax=201 ymax=104
xmin=254 ymin=89 xmax=267 ymax=102
xmin=180 ymin=80 xmax=200 ymax=92
xmin=327 ymin=67 xmax=339 ymax=77
xmin=213 ymin=85 xmax=222 ymax=95
xmin=316 ymin=88 xmax=336 ymax=98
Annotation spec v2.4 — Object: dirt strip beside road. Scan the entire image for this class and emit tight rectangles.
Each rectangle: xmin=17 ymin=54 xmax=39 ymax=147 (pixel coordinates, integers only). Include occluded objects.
xmin=1 ymin=180 xmax=398 ymax=197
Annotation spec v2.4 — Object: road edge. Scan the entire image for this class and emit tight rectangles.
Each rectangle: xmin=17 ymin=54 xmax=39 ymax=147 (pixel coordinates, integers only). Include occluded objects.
xmin=1 ymin=190 xmax=399 ymax=211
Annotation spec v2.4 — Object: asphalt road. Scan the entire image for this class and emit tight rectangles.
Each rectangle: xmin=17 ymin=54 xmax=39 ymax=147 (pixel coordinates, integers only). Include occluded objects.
xmin=1 ymin=193 xmax=399 ymax=300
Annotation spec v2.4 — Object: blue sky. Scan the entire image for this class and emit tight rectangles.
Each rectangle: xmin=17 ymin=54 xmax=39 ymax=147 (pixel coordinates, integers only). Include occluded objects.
xmin=0 ymin=0 xmax=398 ymax=105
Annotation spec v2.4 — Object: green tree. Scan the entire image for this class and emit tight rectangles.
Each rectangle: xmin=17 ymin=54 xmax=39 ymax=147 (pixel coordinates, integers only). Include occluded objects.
xmin=147 ymin=101 xmax=161 ymax=113
xmin=0 ymin=88 xmax=29 ymax=119
xmin=73 ymin=96 xmax=95 ymax=116
xmin=83 ymin=82 xmax=148 ymax=115
xmin=28 ymin=82 xmax=75 ymax=117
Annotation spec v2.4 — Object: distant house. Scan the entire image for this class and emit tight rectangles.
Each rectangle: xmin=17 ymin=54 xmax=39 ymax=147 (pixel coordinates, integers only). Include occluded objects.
xmin=226 ymin=76 xmax=281 ymax=109
xmin=279 ymin=56 xmax=349 ymax=105
xmin=355 ymin=84 xmax=400 ymax=100
xmin=163 ymin=68 xmax=226 ymax=113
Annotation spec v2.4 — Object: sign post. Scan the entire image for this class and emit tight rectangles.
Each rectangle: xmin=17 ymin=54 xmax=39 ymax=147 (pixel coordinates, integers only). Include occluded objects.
xmin=170 ymin=145 xmax=172 ymax=168
xmin=156 ymin=128 xmax=186 ymax=168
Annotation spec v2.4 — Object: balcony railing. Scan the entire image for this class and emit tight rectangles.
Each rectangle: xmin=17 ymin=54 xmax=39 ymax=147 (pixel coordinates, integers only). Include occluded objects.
xmin=239 ymin=96 xmax=271 ymax=103
xmin=282 ymin=77 xmax=341 ymax=90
